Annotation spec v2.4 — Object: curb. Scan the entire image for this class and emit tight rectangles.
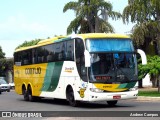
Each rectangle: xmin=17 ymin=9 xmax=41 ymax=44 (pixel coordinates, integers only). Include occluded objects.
xmin=137 ymin=96 xmax=160 ymax=101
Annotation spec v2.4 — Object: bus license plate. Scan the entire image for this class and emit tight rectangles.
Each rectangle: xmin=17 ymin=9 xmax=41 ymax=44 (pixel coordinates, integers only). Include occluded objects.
xmin=113 ymin=95 xmax=121 ymax=99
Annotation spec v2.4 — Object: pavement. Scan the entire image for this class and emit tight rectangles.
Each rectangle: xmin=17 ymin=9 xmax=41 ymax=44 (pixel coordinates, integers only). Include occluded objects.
xmin=137 ymin=87 xmax=160 ymax=101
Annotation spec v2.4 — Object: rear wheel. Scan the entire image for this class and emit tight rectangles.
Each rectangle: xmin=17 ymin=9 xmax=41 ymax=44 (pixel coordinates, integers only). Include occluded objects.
xmin=27 ymin=86 xmax=37 ymax=102
xmin=67 ymin=87 xmax=79 ymax=107
xmin=22 ymin=86 xmax=29 ymax=101
xmin=107 ymin=100 xmax=118 ymax=106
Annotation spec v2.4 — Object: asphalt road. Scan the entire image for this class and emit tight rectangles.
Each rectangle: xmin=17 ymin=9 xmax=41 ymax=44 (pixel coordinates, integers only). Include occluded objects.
xmin=0 ymin=90 xmax=160 ymax=120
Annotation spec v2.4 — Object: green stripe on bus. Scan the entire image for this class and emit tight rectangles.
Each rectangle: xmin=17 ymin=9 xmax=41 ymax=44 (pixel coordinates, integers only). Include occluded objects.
xmin=117 ymin=83 xmax=128 ymax=89
xmin=125 ymin=82 xmax=136 ymax=89
xmin=47 ymin=61 xmax=63 ymax=91
xmin=41 ymin=62 xmax=55 ymax=91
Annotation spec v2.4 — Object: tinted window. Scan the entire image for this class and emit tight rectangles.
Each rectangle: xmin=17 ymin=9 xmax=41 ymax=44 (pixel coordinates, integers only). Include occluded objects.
xmin=66 ymin=40 xmax=74 ymax=61
xmin=75 ymin=38 xmax=87 ymax=82
xmin=14 ymin=39 xmax=75 ymax=66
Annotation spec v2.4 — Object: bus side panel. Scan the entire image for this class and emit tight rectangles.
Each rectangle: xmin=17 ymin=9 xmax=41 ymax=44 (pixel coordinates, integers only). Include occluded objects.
xmin=40 ymin=62 xmax=64 ymax=98
xmin=61 ymin=61 xmax=88 ymax=101
xmin=39 ymin=61 xmax=84 ymax=100
xmin=14 ymin=64 xmax=48 ymax=96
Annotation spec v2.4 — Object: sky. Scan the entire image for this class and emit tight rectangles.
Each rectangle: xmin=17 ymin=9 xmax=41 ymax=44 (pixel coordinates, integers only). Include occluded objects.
xmin=0 ymin=0 xmax=134 ymax=57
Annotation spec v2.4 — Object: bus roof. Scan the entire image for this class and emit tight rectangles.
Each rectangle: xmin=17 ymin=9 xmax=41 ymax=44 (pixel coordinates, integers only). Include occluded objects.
xmin=76 ymin=33 xmax=130 ymax=39
xmin=14 ymin=33 xmax=130 ymax=52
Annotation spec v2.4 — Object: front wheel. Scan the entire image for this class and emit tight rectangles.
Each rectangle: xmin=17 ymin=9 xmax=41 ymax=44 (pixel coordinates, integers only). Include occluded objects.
xmin=67 ymin=87 xmax=79 ymax=107
xmin=107 ymin=100 xmax=118 ymax=106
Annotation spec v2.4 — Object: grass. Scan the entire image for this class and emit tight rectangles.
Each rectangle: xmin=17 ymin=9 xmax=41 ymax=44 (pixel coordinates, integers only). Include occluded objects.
xmin=138 ymin=91 xmax=160 ymax=97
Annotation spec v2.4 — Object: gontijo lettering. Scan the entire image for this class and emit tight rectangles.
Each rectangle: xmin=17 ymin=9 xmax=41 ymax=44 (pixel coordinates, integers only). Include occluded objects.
xmin=25 ymin=67 xmax=41 ymax=74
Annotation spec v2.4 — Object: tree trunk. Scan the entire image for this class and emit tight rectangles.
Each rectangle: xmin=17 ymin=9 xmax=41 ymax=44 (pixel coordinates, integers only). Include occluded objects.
xmin=95 ymin=17 xmax=99 ymax=33
xmin=158 ymin=75 xmax=160 ymax=93
xmin=156 ymin=13 xmax=160 ymax=55
xmin=151 ymin=77 xmax=158 ymax=88
xmin=138 ymin=79 xmax=143 ymax=88
xmin=87 ymin=18 xmax=95 ymax=33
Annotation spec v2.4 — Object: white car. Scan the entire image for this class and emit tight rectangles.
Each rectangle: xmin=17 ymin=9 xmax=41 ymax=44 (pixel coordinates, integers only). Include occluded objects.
xmin=9 ymin=82 xmax=15 ymax=89
xmin=0 ymin=79 xmax=11 ymax=92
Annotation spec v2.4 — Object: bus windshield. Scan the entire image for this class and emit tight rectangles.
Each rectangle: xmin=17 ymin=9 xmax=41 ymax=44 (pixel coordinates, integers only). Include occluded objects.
xmin=86 ymin=38 xmax=134 ymax=52
xmin=86 ymin=39 xmax=137 ymax=83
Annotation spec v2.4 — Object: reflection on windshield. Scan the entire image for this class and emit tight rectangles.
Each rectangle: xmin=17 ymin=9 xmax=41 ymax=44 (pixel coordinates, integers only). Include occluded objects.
xmin=89 ymin=53 xmax=137 ymax=83
xmin=91 ymin=53 xmax=114 ymax=75
xmin=0 ymin=79 xmax=7 ymax=84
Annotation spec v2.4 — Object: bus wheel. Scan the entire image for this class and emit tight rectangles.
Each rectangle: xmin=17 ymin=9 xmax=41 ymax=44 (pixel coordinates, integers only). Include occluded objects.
xmin=107 ymin=100 xmax=118 ymax=106
xmin=22 ymin=86 xmax=29 ymax=101
xmin=27 ymin=86 xmax=36 ymax=102
xmin=67 ymin=87 xmax=78 ymax=107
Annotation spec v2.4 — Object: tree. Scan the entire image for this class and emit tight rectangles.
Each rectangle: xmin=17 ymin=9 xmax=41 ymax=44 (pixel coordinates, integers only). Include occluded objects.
xmin=122 ymin=0 xmax=160 ymax=55
xmin=0 ymin=46 xmax=6 ymax=76
xmin=0 ymin=46 xmax=5 ymax=58
xmin=16 ymin=39 xmax=42 ymax=50
xmin=0 ymin=59 xmax=6 ymax=76
xmin=138 ymin=55 xmax=160 ymax=91
xmin=63 ymin=0 xmax=121 ymax=34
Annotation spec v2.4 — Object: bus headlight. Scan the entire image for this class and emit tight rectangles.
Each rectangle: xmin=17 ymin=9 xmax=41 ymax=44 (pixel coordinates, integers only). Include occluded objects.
xmin=90 ymin=88 xmax=104 ymax=93
xmin=129 ymin=87 xmax=138 ymax=91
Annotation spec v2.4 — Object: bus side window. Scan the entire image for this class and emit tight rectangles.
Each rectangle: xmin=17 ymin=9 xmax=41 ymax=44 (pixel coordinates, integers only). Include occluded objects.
xmin=66 ymin=40 xmax=74 ymax=61
xmin=22 ymin=50 xmax=31 ymax=65
xmin=75 ymin=38 xmax=87 ymax=82
xmin=32 ymin=49 xmax=37 ymax=64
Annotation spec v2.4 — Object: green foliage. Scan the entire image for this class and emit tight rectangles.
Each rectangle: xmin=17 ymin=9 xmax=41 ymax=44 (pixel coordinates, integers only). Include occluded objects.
xmin=123 ymin=0 xmax=160 ymax=52
xmin=0 ymin=46 xmax=5 ymax=58
xmin=138 ymin=55 xmax=160 ymax=80
xmin=63 ymin=0 xmax=121 ymax=34
xmin=16 ymin=39 xmax=42 ymax=50
xmin=0 ymin=58 xmax=13 ymax=76
xmin=132 ymin=21 xmax=160 ymax=46
xmin=0 ymin=46 xmax=6 ymax=76
xmin=0 ymin=59 xmax=6 ymax=76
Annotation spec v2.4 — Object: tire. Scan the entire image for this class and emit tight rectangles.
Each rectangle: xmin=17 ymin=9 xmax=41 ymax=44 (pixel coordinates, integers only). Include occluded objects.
xmin=27 ymin=86 xmax=40 ymax=102
xmin=22 ymin=87 xmax=29 ymax=101
xmin=7 ymin=89 xmax=10 ymax=92
xmin=67 ymin=87 xmax=78 ymax=107
xmin=107 ymin=100 xmax=118 ymax=106
xmin=27 ymin=86 xmax=36 ymax=102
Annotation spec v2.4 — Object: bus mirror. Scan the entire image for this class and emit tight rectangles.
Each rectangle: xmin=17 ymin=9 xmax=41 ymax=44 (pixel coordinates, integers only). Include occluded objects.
xmin=137 ymin=49 xmax=147 ymax=65
xmin=84 ymin=50 xmax=91 ymax=67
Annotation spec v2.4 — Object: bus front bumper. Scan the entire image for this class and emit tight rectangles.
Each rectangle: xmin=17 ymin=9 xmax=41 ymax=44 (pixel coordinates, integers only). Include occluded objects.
xmin=87 ymin=90 xmax=138 ymax=102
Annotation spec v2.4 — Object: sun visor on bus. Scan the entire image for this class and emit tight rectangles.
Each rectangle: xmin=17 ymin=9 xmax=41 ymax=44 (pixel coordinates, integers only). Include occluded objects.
xmin=86 ymin=39 xmax=134 ymax=52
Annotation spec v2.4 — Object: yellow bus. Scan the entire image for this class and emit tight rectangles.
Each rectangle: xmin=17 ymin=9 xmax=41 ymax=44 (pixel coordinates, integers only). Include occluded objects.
xmin=14 ymin=33 xmax=138 ymax=107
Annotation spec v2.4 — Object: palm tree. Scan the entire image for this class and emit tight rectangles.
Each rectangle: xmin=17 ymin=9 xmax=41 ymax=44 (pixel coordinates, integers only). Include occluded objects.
xmin=123 ymin=0 xmax=160 ymax=55
xmin=63 ymin=0 xmax=121 ymax=34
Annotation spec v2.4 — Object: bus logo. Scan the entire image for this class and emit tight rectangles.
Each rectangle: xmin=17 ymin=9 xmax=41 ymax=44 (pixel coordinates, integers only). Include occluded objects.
xmin=64 ymin=67 xmax=74 ymax=73
xmin=25 ymin=67 xmax=41 ymax=75
xmin=79 ymin=88 xmax=86 ymax=98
